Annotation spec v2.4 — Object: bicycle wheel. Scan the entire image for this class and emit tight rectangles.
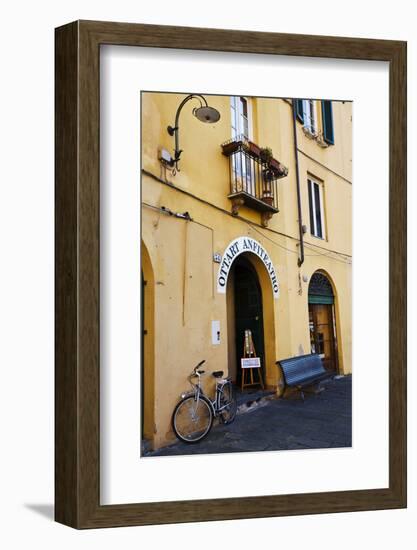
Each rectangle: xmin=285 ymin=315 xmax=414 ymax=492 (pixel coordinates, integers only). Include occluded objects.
xmin=172 ymin=395 xmax=213 ymax=443
xmin=219 ymin=382 xmax=237 ymax=425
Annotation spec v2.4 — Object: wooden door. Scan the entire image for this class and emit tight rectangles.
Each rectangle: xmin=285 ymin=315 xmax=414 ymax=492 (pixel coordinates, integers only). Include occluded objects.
xmin=309 ymin=303 xmax=338 ymax=373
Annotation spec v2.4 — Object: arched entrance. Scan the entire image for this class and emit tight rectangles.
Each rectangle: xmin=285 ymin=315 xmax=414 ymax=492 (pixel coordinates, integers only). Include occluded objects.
xmin=226 ymin=252 xmax=276 ymax=390
xmin=308 ymin=271 xmax=338 ymax=373
xmin=141 ymin=242 xmax=155 ymax=447
xmin=233 ymin=256 xmax=265 ymax=386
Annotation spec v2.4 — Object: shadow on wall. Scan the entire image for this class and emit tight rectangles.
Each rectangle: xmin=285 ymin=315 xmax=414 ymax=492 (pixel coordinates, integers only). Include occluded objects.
xmin=24 ymin=503 xmax=54 ymax=521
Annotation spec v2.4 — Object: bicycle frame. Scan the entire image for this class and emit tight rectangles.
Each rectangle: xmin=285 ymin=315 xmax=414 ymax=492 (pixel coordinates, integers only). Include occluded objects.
xmin=180 ymin=371 xmax=231 ymax=417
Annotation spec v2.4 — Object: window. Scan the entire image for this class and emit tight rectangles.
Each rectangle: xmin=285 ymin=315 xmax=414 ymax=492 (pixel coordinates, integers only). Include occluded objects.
xmin=295 ymin=98 xmax=317 ymax=134
xmin=230 ymin=96 xmax=254 ymax=193
xmin=296 ymin=99 xmax=335 ymax=145
xmin=307 ymin=178 xmax=326 ymax=239
xmin=231 ymin=96 xmax=250 ymax=139
xmin=302 ymin=99 xmax=316 ymax=133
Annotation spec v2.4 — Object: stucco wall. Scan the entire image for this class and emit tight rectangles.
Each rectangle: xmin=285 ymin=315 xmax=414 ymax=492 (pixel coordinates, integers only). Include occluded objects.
xmin=142 ymin=93 xmax=352 ymax=449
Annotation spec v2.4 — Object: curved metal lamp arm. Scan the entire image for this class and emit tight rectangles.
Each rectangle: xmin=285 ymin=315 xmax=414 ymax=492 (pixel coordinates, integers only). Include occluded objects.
xmin=167 ymin=94 xmax=209 ymax=171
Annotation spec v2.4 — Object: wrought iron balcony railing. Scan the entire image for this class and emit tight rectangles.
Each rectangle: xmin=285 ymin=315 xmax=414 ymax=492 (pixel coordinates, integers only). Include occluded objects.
xmin=221 ymin=136 xmax=289 ymax=226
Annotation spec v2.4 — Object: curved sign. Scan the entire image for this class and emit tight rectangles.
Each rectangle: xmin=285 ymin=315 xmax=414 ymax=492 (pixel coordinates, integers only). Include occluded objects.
xmin=216 ymin=236 xmax=279 ymax=298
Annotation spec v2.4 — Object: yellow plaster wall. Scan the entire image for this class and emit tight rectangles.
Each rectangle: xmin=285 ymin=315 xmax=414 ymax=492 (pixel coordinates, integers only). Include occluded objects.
xmin=141 ymin=92 xmax=352 ymax=450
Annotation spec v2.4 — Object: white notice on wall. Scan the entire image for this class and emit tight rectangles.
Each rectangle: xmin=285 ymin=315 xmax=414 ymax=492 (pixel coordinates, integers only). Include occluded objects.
xmin=211 ymin=320 xmax=220 ymax=345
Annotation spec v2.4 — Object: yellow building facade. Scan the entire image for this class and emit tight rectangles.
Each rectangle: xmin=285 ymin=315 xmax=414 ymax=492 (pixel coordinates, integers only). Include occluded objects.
xmin=141 ymin=92 xmax=352 ymax=451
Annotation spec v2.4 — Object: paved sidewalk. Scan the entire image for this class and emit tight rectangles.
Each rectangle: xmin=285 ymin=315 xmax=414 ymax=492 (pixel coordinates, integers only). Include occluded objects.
xmin=144 ymin=375 xmax=352 ymax=457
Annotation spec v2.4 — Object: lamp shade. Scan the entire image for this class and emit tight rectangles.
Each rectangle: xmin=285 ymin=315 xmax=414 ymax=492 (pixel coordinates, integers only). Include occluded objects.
xmin=193 ymin=105 xmax=221 ymax=123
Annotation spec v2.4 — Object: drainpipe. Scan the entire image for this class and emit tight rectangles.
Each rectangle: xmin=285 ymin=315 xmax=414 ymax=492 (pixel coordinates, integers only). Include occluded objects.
xmin=292 ymin=100 xmax=305 ymax=267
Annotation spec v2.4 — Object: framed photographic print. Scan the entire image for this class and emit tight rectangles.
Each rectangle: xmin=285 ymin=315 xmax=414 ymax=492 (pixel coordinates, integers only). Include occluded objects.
xmin=55 ymin=20 xmax=406 ymax=528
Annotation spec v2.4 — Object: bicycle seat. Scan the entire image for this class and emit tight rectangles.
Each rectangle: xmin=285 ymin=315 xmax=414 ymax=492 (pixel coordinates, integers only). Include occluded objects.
xmin=212 ymin=371 xmax=224 ymax=378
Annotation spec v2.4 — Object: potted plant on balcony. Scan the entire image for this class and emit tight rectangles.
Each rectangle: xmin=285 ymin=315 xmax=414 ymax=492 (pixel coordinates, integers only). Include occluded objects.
xmin=246 ymin=140 xmax=261 ymax=158
xmin=222 ymin=137 xmax=262 ymax=158
xmin=259 ymin=146 xmax=273 ymax=165
xmin=221 ymin=137 xmax=244 ymax=156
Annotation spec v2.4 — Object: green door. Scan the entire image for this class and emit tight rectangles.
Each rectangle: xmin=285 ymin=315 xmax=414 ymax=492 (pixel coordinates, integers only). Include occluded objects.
xmin=234 ymin=257 xmax=265 ymax=386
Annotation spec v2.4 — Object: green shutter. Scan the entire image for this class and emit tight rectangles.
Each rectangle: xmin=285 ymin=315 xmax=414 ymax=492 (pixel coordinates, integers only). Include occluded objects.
xmin=321 ymin=100 xmax=334 ymax=145
xmin=308 ymin=294 xmax=334 ymax=305
xmin=308 ymin=272 xmax=334 ymax=304
xmin=295 ymin=99 xmax=304 ymax=123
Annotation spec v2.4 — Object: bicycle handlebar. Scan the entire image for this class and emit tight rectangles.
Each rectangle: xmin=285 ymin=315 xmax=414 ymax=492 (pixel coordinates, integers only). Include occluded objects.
xmin=191 ymin=360 xmax=206 ymax=378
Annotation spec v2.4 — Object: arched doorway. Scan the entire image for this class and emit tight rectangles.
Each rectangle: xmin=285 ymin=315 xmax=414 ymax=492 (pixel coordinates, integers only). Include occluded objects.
xmin=141 ymin=242 xmax=155 ymax=447
xmin=227 ymin=255 xmax=265 ymax=388
xmin=308 ymin=271 xmax=338 ymax=373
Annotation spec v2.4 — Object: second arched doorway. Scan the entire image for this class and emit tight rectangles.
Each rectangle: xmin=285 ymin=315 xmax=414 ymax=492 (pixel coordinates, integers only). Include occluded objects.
xmin=308 ymin=271 xmax=338 ymax=373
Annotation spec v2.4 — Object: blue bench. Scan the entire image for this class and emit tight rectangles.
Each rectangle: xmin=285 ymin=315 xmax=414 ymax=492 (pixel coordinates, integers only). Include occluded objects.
xmin=276 ymin=354 xmax=333 ymax=400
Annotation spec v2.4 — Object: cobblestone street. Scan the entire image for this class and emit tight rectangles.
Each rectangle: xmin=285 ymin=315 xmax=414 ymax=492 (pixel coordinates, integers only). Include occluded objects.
xmin=144 ymin=375 xmax=352 ymax=457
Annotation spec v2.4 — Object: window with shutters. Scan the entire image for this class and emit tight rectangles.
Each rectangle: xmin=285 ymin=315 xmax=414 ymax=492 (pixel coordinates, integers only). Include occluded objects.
xmin=307 ymin=177 xmax=326 ymax=239
xmin=295 ymin=98 xmax=317 ymax=135
xmin=295 ymin=98 xmax=335 ymax=146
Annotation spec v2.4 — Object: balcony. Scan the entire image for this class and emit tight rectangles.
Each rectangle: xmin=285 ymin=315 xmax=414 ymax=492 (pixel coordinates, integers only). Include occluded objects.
xmin=221 ymin=136 xmax=289 ymax=226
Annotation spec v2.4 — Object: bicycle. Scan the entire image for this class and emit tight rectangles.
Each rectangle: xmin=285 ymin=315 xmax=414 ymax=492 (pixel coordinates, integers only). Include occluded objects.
xmin=172 ymin=360 xmax=238 ymax=443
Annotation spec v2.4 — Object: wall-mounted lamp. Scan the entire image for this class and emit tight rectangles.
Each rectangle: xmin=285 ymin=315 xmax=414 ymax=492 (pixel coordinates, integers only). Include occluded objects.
xmin=167 ymin=94 xmax=221 ymax=171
